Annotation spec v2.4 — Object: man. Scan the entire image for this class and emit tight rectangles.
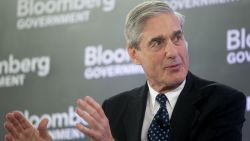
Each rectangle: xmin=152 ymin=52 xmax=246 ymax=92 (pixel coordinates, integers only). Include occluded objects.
xmin=4 ymin=1 xmax=246 ymax=141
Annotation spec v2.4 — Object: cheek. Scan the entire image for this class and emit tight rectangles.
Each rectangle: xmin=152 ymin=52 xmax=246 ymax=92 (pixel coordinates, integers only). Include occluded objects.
xmin=184 ymin=52 xmax=189 ymax=67
xmin=143 ymin=57 xmax=162 ymax=74
xmin=141 ymin=51 xmax=168 ymax=71
xmin=151 ymin=56 xmax=165 ymax=69
xmin=179 ymin=49 xmax=189 ymax=65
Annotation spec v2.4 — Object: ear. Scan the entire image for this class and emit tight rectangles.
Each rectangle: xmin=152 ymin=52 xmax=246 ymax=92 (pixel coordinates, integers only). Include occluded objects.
xmin=127 ymin=45 xmax=141 ymax=65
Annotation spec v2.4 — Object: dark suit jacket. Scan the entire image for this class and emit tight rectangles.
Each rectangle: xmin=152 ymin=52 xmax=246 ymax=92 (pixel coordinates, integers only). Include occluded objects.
xmin=102 ymin=72 xmax=246 ymax=141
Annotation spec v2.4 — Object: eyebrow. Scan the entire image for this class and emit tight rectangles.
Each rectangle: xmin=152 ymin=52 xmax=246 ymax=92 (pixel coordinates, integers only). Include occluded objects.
xmin=148 ymin=35 xmax=165 ymax=46
xmin=171 ymin=30 xmax=183 ymax=39
xmin=147 ymin=29 xmax=183 ymax=46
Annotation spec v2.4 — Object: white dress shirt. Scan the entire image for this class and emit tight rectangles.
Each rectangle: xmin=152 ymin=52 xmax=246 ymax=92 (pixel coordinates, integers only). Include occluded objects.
xmin=141 ymin=80 xmax=186 ymax=141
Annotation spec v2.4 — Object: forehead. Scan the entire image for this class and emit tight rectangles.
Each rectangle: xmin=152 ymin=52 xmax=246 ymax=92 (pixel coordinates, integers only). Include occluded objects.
xmin=141 ymin=13 xmax=181 ymax=41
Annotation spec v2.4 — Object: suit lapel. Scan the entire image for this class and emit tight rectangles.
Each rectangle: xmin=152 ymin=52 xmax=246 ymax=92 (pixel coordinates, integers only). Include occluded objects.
xmin=170 ymin=72 xmax=203 ymax=141
xmin=123 ymin=84 xmax=148 ymax=141
xmin=120 ymin=72 xmax=206 ymax=141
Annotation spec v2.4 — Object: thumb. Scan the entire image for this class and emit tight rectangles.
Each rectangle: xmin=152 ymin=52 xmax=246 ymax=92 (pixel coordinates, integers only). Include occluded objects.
xmin=38 ymin=118 xmax=51 ymax=138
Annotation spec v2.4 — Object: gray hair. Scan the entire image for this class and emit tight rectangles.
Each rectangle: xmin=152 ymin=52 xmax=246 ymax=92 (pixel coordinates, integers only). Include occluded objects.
xmin=124 ymin=0 xmax=185 ymax=49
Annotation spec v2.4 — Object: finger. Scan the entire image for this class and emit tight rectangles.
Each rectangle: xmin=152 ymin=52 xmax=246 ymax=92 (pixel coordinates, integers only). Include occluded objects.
xmin=84 ymin=96 xmax=106 ymax=118
xmin=38 ymin=118 xmax=50 ymax=138
xmin=76 ymin=123 xmax=100 ymax=140
xmin=76 ymin=99 xmax=102 ymax=122
xmin=13 ymin=111 xmax=33 ymax=129
xmin=5 ymin=134 xmax=15 ymax=141
xmin=4 ymin=122 xmax=19 ymax=139
xmin=6 ymin=113 xmax=23 ymax=133
xmin=75 ymin=107 xmax=100 ymax=130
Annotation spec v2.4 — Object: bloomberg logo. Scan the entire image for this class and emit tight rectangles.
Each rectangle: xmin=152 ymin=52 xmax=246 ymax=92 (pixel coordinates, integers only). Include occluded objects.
xmin=16 ymin=0 xmax=116 ymax=30
xmin=23 ymin=106 xmax=86 ymax=140
xmin=0 ymin=54 xmax=50 ymax=88
xmin=84 ymin=44 xmax=144 ymax=80
xmin=164 ymin=0 xmax=240 ymax=10
xmin=226 ymin=28 xmax=250 ymax=64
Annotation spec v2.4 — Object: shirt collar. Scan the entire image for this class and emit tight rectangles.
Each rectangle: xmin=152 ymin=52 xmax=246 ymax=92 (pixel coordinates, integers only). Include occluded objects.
xmin=147 ymin=79 xmax=186 ymax=109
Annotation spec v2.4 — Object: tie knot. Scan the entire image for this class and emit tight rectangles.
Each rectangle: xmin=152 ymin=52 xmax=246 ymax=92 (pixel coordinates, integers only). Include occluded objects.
xmin=156 ymin=94 xmax=167 ymax=107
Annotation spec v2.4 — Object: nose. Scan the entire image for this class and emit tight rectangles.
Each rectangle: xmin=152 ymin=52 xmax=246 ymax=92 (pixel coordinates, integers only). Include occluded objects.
xmin=164 ymin=40 xmax=178 ymax=58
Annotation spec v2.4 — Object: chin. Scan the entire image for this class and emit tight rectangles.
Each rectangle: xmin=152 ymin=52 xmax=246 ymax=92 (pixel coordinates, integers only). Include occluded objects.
xmin=168 ymin=72 xmax=187 ymax=85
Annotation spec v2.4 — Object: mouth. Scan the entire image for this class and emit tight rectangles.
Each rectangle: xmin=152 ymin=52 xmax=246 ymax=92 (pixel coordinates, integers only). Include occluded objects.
xmin=164 ymin=63 xmax=181 ymax=70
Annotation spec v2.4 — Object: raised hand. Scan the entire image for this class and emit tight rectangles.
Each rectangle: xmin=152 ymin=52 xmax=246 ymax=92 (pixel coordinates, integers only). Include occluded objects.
xmin=76 ymin=96 xmax=114 ymax=141
xmin=4 ymin=111 xmax=52 ymax=141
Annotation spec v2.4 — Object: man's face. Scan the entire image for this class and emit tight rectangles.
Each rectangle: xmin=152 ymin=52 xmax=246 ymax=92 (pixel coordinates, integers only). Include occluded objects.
xmin=128 ymin=13 xmax=189 ymax=92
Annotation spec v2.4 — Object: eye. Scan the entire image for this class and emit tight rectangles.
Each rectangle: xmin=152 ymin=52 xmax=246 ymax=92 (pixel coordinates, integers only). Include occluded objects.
xmin=149 ymin=37 xmax=165 ymax=51
xmin=152 ymin=39 xmax=163 ymax=47
xmin=171 ymin=31 xmax=183 ymax=45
